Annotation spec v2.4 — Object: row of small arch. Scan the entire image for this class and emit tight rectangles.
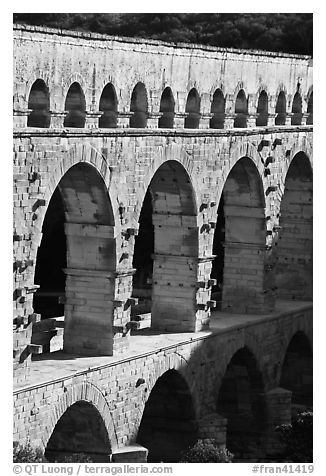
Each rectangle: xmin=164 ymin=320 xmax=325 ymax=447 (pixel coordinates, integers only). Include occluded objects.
xmin=26 ymin=79 xmax=313 ymax=129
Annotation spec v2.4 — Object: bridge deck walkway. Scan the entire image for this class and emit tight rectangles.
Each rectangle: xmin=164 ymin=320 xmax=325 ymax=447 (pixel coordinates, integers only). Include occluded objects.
xmin=14 ymin=300 xmax=312 ymax=393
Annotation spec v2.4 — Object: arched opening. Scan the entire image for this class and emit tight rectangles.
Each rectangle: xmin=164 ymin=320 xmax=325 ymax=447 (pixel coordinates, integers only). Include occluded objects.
xmin=64 ymin=82 xmax=86 ymax=128
xmin=132 ymin=160 xmax=198 ymax=332
xmin=275 ymin=91 xmax=287 ymax=125
xmin=234 ymin=89 xmax=248 ymax=128
xmin=274 ymin=153 xmax=312 ymax=300
xmin=27 ymin=79 xmax=50 ymax=128
xmin=212 ymin=158 xmax=267 ymax=313
xmin=217 ymin=347 xmax=266 ymax=461
xmin=210 ymin=195 xmax=225 ymax=309
xmin=130 ymin=82 xmax=148 ymax=128
xmin=291 ymin=92 xmax=303 ymax=125
xmin=99 ymin=83 xmax=118 ymax=128
xmin=45 ymin=401 xmax=111 ymax=462
xmin=158 ymin=87 xmax=175 ymax=128
xmin=210 ymin=89 xmax=225 ymax=129
xmin=32 ymin=162 xmax=116 ymax=356
xmin=280 ymin=332 xmax=312 ymax=414
xmin=33 ymin=188 xmax=66 ymax=321
xmin=256 ymin=91 xmax=269 ymax=126
xmin=132 ymin=189 xmax=154 ymax=315
xmin=137 ymin=370 xmax=198 ymax=462
xmin=184 ymin=88 xmax=200 ymax=129
xmin=307 ymin=92 xmax=313 ymax=125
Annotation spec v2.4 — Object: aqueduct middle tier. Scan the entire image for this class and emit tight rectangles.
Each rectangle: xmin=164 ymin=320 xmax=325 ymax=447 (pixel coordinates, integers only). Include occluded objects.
xmin=13 ymin=24 xmax=313 ymax=462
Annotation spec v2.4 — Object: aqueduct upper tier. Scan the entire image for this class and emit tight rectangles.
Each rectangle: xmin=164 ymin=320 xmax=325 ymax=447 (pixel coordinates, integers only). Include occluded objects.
xmin=13 ymin=24 xmax=312 ymax=462
xmin=14 ymin=24 xmax=313 ymax=130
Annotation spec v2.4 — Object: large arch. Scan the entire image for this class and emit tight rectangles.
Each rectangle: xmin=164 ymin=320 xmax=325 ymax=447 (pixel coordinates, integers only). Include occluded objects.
xmin=64 ymin=82 xmax=86 ymax=128
xmin=43 ymin=382 xmax=117 ymax=460
xmin=280 ymin=331 xmax=313 ymax=413
xmin=211 ymin=157 xmax=268 ymax=313
xmin=132 ymin=160 xmax=200 ymax=332
xmin=32 ymin=161 xmax=117 ymax=356
xmin=274 ymin=152 xmax=313 ymax=300
xmin=216 ymin=347 xmax=267 ymax=461
xmin=27 ymin=79 xmax=50 ymax=128
xmin=136 ymin=369 xmax=198 ymax=462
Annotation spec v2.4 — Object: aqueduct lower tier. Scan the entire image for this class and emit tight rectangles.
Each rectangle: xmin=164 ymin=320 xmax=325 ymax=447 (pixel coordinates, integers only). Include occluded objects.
xmin=13 ymin=126 xmax=312 ymax=461
xmin=14 ymin=302 xmax=312 ymax=462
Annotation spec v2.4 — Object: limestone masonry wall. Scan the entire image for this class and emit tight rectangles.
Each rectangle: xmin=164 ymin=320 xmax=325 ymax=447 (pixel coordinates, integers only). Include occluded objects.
xmin=13 ymin=25 xmax=313 ymax=461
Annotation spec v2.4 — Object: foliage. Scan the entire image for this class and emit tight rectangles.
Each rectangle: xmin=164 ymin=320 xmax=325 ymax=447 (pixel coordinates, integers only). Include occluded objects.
xmin=13 ymin=441 xmax=47 ymax=463
xmin=13 ymin=13 xmax=312 ymax=55
xmin=276 ymin=410 xmax=313 ymax=462
xmin=53 ymin=453 xmax=94 ymax=463
xmin=180 ymin=439 xmax=234 ymax=463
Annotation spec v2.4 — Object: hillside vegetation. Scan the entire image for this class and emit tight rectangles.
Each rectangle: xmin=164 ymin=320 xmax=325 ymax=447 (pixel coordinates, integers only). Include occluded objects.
xmin=13 ymin=13 xmax=312 ymax=55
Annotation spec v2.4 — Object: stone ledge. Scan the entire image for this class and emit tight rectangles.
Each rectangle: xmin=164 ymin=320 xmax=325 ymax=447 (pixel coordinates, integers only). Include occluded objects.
xmin=13 ymin=125 xmax=313 ymax=139
xmin=13 ymin=23 xmax=312 ymax=61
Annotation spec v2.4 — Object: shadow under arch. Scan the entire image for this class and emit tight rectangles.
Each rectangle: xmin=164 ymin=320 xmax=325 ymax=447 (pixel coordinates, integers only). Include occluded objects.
xmin=159 ymin=87 xmax=175 ymax=128
xmin=216 ymin=346 xmax=267 ymax=460
xmin=64 ymin=82 xmax=86 ymax=128
xmin=43 ymin=382 xmax=117 ymax=462
xmin=27 ymin=78 xmax=50 ymax=128
xmin=210 ymin=156 xmax=268 ymax=314
xmin=99 ymin=82 xmax=118 ymax=128
xmin=136 ymin=369 xmax=198 ymax=462
xmin=274 ymin=152 xmax=313 ymax=300
xmin=280 ymin=331 xmax=313 ymax=412
xmin=130 ymin=82 xmax=148 ymax=128
xmin=131 ymin=160 xmax=199 ymax=332
xmin=32 ymin=161 xmax=117 ymax=356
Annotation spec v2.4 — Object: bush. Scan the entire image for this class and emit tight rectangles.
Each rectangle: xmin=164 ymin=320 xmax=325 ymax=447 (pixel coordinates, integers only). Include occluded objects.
xmin=180 ymin=439 xmax=233 ymax=463
xmin=276 ymin=410 xmax=313 ymax=462
xmin=13 ymin=441 xmax=47 ymax=463
xmin=54 ymin=453 xmax=94 ymax=463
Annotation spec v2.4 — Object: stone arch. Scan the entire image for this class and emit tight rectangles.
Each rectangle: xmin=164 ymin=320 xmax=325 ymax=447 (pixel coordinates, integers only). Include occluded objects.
xmin=256 ymin=90 xmax=269 ymax=126
xmin=216 ymin=346 xmax=267 ymax=460
xmin=211 ymin=153 xmax=269 ymax=313
xmin=275 ymin=90 xmax=287 ymax=125
xmin=32 ymin=155 xmax=118 ymax=356
xmin=27 ymin=78 xmax=51 ymax=128
xmin=136 ymin=368 xmax=198 ymax=462
xmin=158 ymin=86 xmax=175 ymax=128
xmin=131 ymin=159 xmax=200 ymax=332
xmin=41 ymin=143 xmax=120 ymax=222
xmin=133 ymin=154 xmax=199 ymax=227
xmin=210 ymin=88 xmax=225 ymax=129
xmin=279 ymin=331 xmax=312 ymax=411
xmin=62 ymin=72 xmax=88 ymax=107
xmin=63 ymin=82 xmax=86 ymax=128
xmin=306 ymin=89 xmax=313 ymax=124
xmin=130 ymin=82 xmax=148 ymax=128
xmin=291 ymin=91 xmax=303 ymax=125
xmin=99 ymin=83 xmax=118 ymax=128
xmin=184 ymin=88 xmax=201 ymax=128
xmin=17 ymin=72 xmax=52 ymax=110
xmin=43 ymin=381 xmax=118 ymax=458
xmin=274 ymin=151 xmax=312 ymax=300
xmin=234 ymin=88 xmax=248 ymax=127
